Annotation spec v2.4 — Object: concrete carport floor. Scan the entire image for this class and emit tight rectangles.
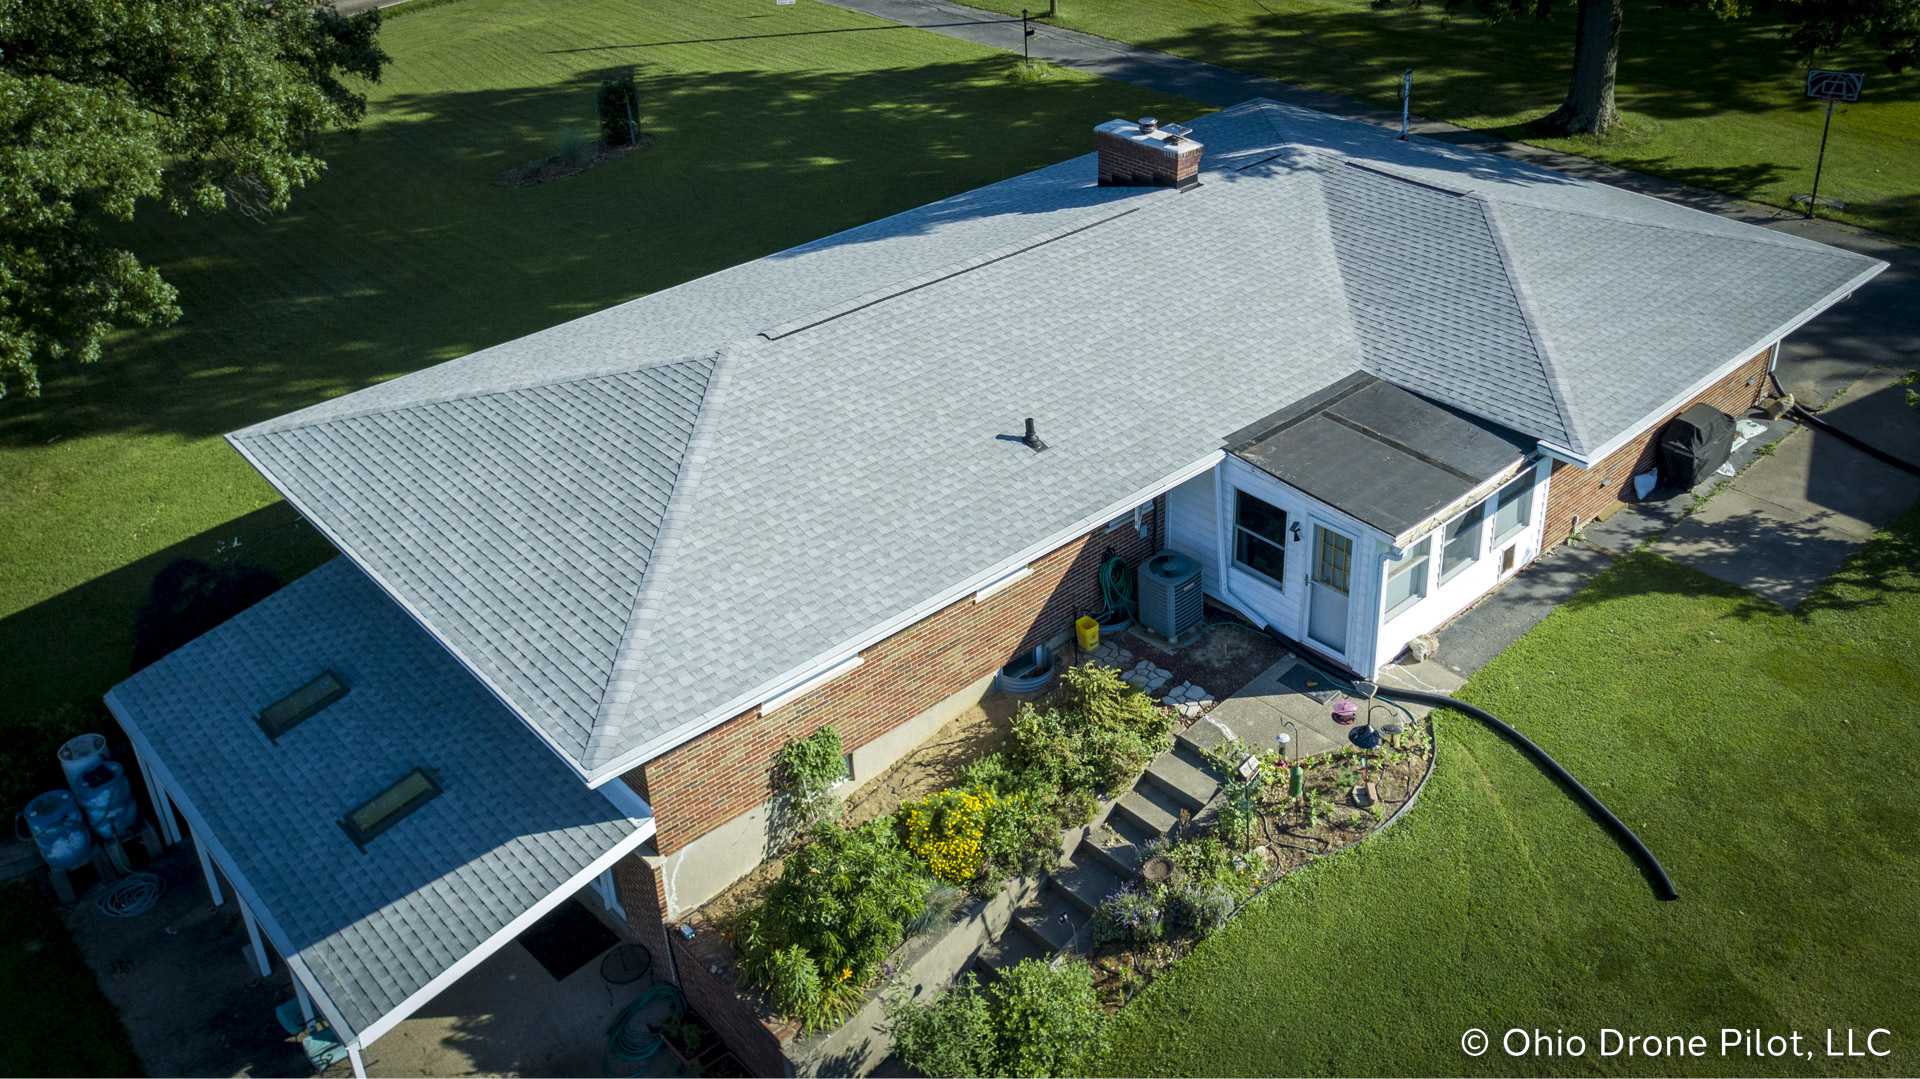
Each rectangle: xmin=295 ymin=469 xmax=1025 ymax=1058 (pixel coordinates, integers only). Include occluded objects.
xmin=65 ymin=843 xmax=680 ymax=1078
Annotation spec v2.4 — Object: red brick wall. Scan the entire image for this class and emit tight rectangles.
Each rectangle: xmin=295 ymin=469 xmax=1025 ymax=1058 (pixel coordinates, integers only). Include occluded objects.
xmin=673 ymin=921 xmax=793 ymax=1078
xmin=630 ymin=498 xmax=1162 ymax=856
xmin=1096 ymin=129 xmax=1200 ymax=187
xmin=1542 ymin=346 xmax=1772 ymax=547
xmin=613 ymin=850 xmax=678 ymax=986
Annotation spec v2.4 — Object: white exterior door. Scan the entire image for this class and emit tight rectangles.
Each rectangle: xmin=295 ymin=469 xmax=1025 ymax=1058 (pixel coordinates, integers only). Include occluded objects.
xmin=1307 ymin=523 xmax=1354 ymax=656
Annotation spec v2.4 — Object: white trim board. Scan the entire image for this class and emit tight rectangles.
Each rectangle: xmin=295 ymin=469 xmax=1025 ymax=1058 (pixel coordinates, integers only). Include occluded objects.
xmin=104 ymin=688 xmax=656 ymax=1054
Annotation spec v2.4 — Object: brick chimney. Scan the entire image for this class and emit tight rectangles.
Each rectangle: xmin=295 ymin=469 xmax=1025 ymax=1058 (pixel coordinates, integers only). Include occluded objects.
xmin=1096 ymin=117 xmax=1203 ymax=190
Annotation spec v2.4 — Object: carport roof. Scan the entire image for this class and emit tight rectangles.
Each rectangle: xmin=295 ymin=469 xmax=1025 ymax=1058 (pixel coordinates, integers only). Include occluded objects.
xmin=104 ymin=558 xmax=651 ymax=1047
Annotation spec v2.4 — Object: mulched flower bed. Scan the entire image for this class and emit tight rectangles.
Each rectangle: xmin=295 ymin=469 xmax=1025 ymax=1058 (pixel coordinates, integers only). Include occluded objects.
xmin=1083 ymin=718 xmax=1436 ymax=1011
xmin=492 ymin=134 xmax=655 ymax=188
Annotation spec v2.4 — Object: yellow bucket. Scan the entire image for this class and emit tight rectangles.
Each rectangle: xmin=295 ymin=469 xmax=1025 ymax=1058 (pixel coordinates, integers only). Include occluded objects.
xmin=1075 ymin=615 xmax=1100 ymax=651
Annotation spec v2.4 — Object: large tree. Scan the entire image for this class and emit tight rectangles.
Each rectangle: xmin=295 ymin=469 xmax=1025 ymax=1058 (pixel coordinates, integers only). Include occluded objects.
xmin=0 ymin=0 xmax=388 ymax=398
xmin=1439 ymin=0 xmax=1916 ymax=136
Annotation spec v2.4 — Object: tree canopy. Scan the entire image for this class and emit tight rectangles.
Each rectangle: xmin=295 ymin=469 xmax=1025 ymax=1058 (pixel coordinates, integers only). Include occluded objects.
xmin=0 ymin=0 xmax=388 ymax=398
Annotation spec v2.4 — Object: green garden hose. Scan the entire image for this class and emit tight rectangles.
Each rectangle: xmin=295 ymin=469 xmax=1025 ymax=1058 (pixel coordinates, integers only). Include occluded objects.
xmin=602 ymin=981 xmax=686 ymax=1078
xmin=1099 ymin=555 xmax=1135 ymax=617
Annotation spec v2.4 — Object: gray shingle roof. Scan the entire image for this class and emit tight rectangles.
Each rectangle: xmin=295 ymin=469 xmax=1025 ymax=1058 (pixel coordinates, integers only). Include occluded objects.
xmin=227 ymin=99 xmax=1886 ymax=784
xmin=105 ymin=558 xmax=642 ymax=1039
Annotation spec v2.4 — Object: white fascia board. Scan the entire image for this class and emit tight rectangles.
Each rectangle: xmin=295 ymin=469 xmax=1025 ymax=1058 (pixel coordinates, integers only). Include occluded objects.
xmin=584 ymin=450 xmax=1228 ymax=786
xmin=349 ymin=815 xmax=656 ymax=1048
xmin=225 ymin=437 xmax=604 ymax=788
xmin=597 ymin=777 xmax=653 ymax=822
xmin=760 ymin=654 xmax=865 ymax=715
xmin=973 ymin=566 xmax=1034 ymax=603
xmin=1388 ymin=458 xmax=1530 ymax=550
xmin=104 ymin=689 xmax=360 ymax=1047
xmin=1537 ymin=258 xmax=1887 ymax=469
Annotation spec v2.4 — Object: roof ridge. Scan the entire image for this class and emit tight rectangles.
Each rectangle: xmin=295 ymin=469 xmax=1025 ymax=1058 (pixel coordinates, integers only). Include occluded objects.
xmin=233 ymin=349 xmax=727 ymax=440
xmin=756 ymin=200 xmax=1158 ymax=342
xmin=1487 ymin=195 xmax=1874 ymax=258
xmin=1475 ymin=195 xmax=1585 ymax=451
xmin=584 ymin=348 xmax=736 ymax=770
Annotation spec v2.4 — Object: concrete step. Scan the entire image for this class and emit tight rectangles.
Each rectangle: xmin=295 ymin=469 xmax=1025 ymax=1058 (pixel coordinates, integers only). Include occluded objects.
xmin=1142 ymin=743 xmax=1220 ymax=812
xmin=973 ymin=928 xmax=1048 ymax=984
xmin=1113 ymin=780 xmax=1188 ymax=838
xmin=1085 ymin=811 xmax=1154 ymax=878
xmin=1013 ymin=889 xmax=1082 ymax=954
xmin=1051 ymin=855 xmax=1125 ymax=917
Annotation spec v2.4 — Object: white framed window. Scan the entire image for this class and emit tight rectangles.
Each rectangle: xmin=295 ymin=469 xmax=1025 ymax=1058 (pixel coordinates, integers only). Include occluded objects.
xmin=1491 ymin=469 xmax=1536 ymax=544
xmin=1439 ymin=501 xmax=1486 ymax=584
xmin=1383 ymin=536 xmax=1432 ymax=618
xmin=1232 ymin=490 xmax=1289 ymax=589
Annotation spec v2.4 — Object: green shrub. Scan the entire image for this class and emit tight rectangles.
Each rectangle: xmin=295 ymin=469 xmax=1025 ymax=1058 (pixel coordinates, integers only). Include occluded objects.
xmin=884 ymin=972 xmax=994 ymax=1078
xmin=1007 ymin=663 xmax=1173 ymax=798
xmin=767 ymin=944 xmax=821 ymax=1022
xmin=1091 ymin=883 xmax=1164 ymax=947
xmin=735 ymin=818 xmax=929 ymax=1032
xmin=596 ymin=70 xmax=641 ymax=146
xmin=774 ymin=725 xmax=845 ymax=838
xmin=989 ymin=957 xmax=1109 ymax=1078
xmin=906 ymin=881 xmax=968 ymax=937
xmin=1166 ymin=881 xmax=1235 ymax=935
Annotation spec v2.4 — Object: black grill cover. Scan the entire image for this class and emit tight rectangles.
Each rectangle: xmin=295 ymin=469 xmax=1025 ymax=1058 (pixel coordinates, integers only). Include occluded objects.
xmin=1658 ymin=404 xmax=1737 ymax=489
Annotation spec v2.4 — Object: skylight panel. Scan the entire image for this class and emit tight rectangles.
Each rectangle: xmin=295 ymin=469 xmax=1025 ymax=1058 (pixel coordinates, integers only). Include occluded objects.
xmin=255 ymin=670 xmax=347 ymax=743
xmin=340 ymin=767 xmax=442 ymax=850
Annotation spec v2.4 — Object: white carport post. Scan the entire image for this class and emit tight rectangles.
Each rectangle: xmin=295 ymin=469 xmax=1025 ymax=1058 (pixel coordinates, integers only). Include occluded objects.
xmin=238 ymin=898 xmax=272 ymax=977
xmin=193 ymin=833 xmax=225 ymax=907
xmin=290 ymin=971 xmax=315 ymax=1023
xmin=347 ymin=1044 xmax=367 ymax=1078
xmin=129 ymin=748 xmax=179 ymax=846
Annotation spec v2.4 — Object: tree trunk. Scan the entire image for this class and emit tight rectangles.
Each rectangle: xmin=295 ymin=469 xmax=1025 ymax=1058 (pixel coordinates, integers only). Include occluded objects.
xmin=1544 ymin=0 xmax=1623 ymax=135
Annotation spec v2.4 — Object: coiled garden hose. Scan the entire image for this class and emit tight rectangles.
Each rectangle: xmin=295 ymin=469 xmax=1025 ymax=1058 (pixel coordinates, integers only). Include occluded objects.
xmin=96 ymin=872 xmax=164 ymax=917
xmin=602 ymin=981 xmax=686 ymax=1078
xmin=1099 ymin=555 xmax=1135 ymax=617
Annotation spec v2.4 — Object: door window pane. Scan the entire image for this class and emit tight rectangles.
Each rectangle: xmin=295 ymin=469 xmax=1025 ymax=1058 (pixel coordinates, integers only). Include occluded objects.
xmin=1315 ymin=529 xmax=1353 ymax=594
xmin=1384 ymin=536 xmax=1431 ymax=615
xmin=1233 ymin=491 xmax=1289 ymax=588
xmin=1440 ymin=502 xmax=1485 ymax=582
xmin=1492 ymin=469 xmax=1535 ymax=543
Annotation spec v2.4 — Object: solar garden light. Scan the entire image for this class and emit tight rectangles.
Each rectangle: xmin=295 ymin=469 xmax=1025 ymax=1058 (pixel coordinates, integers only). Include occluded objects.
xmin=1381 ymin=721 xmax=1404 ymax=750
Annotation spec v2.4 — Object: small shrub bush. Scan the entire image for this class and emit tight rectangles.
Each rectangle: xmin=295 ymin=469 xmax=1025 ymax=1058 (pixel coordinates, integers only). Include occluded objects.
xmin=1166 ymin=881 xmax=1235 ymax=935
xmin=766 ymin=944 xmax=821 ymax=1022
xmin=548 ymin=127 xmax=595 ymax=168
xmin=906 ymin=881 xmax=967 ymax=937
xmin=1091 ymin=883 xmax=1164 ymax=947
xmin=1007 ymin=663 xmax=1173 ymax=797
xmin=900 ymin=787 xmax=990 ymax=884
xmin=884 ymin=972 xmax=994 ymax=1078
xmin=773 ymin=726 xmax=844 ymax=840
xmin=596 ymin=70 xmax=641 ymax=146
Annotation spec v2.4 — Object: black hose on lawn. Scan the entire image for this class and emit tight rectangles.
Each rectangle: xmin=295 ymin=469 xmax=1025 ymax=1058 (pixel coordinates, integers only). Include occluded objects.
xmin=1767 ymin=368 xmax=1920 ymax=479
xmin=1375 ymin=686 xmax=1680 ymax=902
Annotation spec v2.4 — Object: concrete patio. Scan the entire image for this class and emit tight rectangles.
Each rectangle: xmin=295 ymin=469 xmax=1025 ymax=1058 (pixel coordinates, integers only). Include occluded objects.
xmin=1182 ymin=654 xmax=1434 ymax=761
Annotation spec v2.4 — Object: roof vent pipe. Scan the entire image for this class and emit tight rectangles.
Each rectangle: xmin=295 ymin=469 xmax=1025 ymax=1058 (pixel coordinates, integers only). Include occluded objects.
xmin=1138 ymin=117 xmax=1159 ymax=135
xmin=1023 ymin=418 xmax=1048 ymax=452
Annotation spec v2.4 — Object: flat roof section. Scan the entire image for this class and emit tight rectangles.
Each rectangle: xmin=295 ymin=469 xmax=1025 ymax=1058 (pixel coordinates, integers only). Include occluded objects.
xmin=1230 ymin=373 xmax=1534 ymax=539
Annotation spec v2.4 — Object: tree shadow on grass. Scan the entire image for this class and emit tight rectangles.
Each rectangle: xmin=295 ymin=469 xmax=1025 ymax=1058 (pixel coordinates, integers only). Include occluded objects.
xmin=0 ymin=59 xmax=1194 ymax=448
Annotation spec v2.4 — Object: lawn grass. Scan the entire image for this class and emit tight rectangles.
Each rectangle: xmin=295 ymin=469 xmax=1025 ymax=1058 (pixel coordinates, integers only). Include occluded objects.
xmin=1100 ymin=514 xmax=1920 ymax=1075
xmin=964 ymin=0 xmax=1920 ymax=238
xmin=0 ymin=883 xmax=143 ymax=1077
xmin=0 ymin=0 xmax=1199 ymax=742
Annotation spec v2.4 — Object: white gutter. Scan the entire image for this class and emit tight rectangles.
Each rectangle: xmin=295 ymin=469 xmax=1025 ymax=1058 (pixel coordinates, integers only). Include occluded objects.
xmin=1535 ymin=258 xmax=1886 ymax=468
xmin=105 ymin=687 xmax=656 ymax=1056
xmin=582 ymin=450 xmax=1229 ymax=787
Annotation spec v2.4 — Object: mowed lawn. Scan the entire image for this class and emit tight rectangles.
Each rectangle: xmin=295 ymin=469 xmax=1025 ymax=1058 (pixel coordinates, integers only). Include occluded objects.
xmin=1101 ymin=523 xmax=1920 ymax=1075
xmin=966 ymin=0 xmax=1920 ymax=238
xmin=0 ymin=0 xmax=1199 ymax=725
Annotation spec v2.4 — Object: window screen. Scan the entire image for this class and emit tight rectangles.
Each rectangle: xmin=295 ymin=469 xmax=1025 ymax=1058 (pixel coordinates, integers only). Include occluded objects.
xmin=1384 ymin=536 xmax=1432 ymax=616
xmin=1492 ymin=469 xmax=1536 ymax=543
xmin=256 ymin=670 xmax=347 ymax=743
xmin=1233 ymin=491 xmax=1289 ymax=588
xmin=340 ymin=768 xmax=442 ymax=850
xmin=1441 ymin=502 xmax=1486 ymax=582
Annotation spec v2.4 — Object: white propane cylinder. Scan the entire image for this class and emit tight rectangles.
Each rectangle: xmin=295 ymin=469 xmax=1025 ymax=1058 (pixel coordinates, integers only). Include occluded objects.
xmin=58 ymin=733 xmax=110 ymax=789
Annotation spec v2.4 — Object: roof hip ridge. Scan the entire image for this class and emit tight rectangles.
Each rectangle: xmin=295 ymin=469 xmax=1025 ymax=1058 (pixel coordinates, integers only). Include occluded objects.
xmin=231 ymin=349 xmax=729 ymax=440
xmin=1488 ymin=194 xmax=1875 ymax=257
xmin=1475 ymin=195 xmax=1587 ymax=452
xmin=584 ymin=347 xmax=737 ymax=770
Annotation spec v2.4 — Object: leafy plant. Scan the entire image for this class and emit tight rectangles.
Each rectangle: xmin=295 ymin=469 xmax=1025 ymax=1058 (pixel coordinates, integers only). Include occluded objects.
xmin=1007 ymin=663 xmax=1174 ymax=798
xmin=774 ymin=726 xmax=846 ymax=839
xmin=988 ymin=958 xmax=1109 ymax=1078
xmin=906 ymin=882 xmax=968 ymax=937
xmin=1091 ymin=884 xmax=1164 ymax=947
xmin=658 ymin=1011 xmax=706 ymax=1055
xmin=1008 ymin=57 xmax=1052 ymax=83
xmin=884 ymin=973 xmax=994 ymax=1078
xmin=596 ymin=70 xmax=641 ymax=146
xmin=1166 ymin=881 xmax=1235 ymax=935
xmin=736 ymin=818 xmax=928 ymax=1032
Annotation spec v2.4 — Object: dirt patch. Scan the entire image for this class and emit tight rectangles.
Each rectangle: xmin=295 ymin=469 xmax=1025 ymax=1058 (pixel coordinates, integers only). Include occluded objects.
xmin=492 ymin=134 xmax=655 ymax=188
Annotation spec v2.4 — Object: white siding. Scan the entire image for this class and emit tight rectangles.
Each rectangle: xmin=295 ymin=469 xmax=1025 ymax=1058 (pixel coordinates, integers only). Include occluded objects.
xmin=1370 ymin=459 xmax=1553 ymax=671
xmin=1165 ymin=470 xmax=1221 ymax=598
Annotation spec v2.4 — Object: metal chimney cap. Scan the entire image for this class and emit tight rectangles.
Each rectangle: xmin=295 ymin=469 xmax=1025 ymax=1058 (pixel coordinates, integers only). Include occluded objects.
xmin=1138 ymin=117 xmax=1159 ymax=134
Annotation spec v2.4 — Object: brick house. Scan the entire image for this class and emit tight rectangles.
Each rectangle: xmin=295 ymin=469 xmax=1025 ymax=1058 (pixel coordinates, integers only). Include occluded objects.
xmin=103 ymin=99 xmax=1883 ymax=1075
